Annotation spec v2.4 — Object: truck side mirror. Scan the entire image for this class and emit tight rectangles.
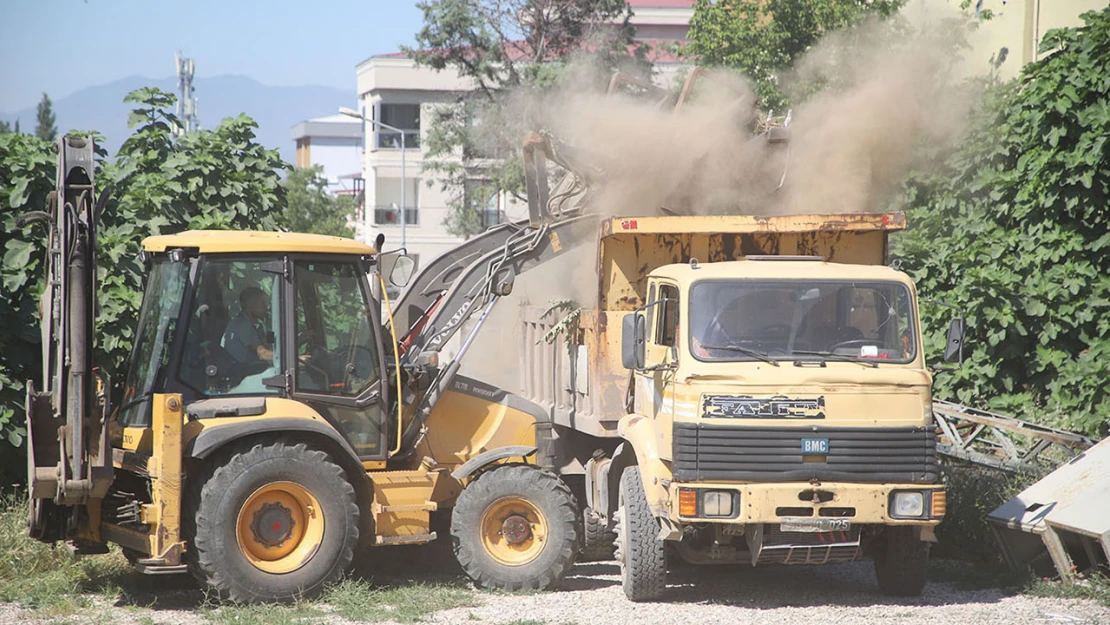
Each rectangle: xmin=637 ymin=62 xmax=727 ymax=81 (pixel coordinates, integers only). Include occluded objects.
xmin=944 ymin=318 xmax=965 ymax=363
xmin=621 ymin=314 xmax=646 ymax=370
xmin=390 ymin=255 xmax=416 ymax=287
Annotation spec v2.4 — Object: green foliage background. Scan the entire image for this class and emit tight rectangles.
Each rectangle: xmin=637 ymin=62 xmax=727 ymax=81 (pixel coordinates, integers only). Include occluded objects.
xmin=683 ymin=0 xmax=904 ymax=111
xmin=283 ymin=165 xmax=356 ymax=239
xmin=894 ymin=8 xmax=1110 ymax=437
xmin=1 ymin=88 xmax=289 ymax=457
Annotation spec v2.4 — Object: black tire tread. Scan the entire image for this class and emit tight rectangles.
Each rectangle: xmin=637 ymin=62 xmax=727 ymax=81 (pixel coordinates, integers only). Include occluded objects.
xmin=616 ymin=466 xmax=666 ymax=601
xmin=451 ymin=464 xmax=578 ymax=592
xmin=873 ymin=526 xmax=929 ymax=597
xmin=581 ymin=509 xmax=617 ymax=561
xmin=184 ymin=438 xmax=359 ymax=603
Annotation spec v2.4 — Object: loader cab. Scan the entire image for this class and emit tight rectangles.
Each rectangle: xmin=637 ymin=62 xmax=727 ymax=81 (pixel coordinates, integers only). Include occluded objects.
xmin=116 ymin=231 xmax=393 ymax=460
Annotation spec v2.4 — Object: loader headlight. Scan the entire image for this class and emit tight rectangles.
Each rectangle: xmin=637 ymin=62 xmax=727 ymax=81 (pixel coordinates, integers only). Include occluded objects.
xmin=889 ymin=491 xmax=925 ymax=518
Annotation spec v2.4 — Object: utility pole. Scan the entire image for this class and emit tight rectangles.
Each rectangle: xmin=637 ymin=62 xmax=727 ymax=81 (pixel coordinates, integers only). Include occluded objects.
xmin=175 ymin=51 xmax=199 ymax=135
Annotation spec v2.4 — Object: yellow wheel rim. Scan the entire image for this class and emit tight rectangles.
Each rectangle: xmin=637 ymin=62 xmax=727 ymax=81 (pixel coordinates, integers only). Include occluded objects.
xmin=479 ymin=496 xmax=548 ymax=566
xmin=236 ymin=481 xmax=324 ymax=574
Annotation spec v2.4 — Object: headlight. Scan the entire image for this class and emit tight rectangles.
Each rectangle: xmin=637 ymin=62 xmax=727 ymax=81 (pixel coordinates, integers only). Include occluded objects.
xmin=703 ymin=491 xmax=733 ymax=517
xmin=890 ymin=491 xmax=925 ymax=518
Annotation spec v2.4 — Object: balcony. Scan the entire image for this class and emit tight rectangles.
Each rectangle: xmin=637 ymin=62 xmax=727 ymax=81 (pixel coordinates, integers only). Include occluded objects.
xmin=375 ymin=130 xmax=420 ymax=150
xmin=373 ymin=206 xmax=420 ymax=226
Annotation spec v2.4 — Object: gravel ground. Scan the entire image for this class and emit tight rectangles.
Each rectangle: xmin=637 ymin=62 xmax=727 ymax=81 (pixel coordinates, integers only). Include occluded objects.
xmin=432 ymin=560 xmax=1110 ymax=625
xmin=0 ymin=554 xmax=1106 ymax=625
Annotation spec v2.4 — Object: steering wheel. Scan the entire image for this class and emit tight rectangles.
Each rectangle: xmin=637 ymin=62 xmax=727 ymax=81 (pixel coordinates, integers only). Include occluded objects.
xmin=829 ymin=338 xmax=882 ymax=351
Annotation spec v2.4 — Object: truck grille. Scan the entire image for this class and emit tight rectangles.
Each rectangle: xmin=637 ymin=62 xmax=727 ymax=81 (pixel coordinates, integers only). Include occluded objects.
xmin=673 ymin=423 xmax=938 ymax=483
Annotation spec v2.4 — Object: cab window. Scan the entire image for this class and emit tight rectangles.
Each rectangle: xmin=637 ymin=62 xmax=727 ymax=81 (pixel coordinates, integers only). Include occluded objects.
xmin=178 ymin=258 xmax=283 ymax=397
xmin=293 ymin=261 xmax=380 ymax=396
xmin=655 ymin=284 xmax=679 ymax=347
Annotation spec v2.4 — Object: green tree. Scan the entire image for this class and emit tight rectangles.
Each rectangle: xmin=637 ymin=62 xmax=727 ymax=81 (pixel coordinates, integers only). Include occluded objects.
xmin=895 ymin=8 xmax=1110 ymax=437
xmin=0 ymin=87 xmax=289 ymax=461
xmin=683 ymin=0 xmax=904 ymax=112
xmin=0 ymin=120 xmax=11 ymax=134
xmin=284 ymin=165 xmax=356 ymax=238
xmin=406 ymin=0 xmax=643 ymax=237
xmin=34 ymin=93 xmax=56 ymax=142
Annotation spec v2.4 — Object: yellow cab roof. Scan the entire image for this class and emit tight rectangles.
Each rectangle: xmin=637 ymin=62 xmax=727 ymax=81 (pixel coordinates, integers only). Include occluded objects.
xmin=653 ymin=258 xmax=914 ymax=287
xmin=141 ymin=230 xmax=376 ymax=255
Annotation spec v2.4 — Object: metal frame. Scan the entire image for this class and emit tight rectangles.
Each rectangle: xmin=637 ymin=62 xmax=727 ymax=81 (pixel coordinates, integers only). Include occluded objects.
xmin=932 ymin=400 xmax=1095 ymax=473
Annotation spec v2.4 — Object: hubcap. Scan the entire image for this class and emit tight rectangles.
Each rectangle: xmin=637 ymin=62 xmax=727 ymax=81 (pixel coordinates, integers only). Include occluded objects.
xmin=501 ymin=515 xmax=533 ymax=545
xmin=480 ymin=496 xmax=548 ymax=566
xmin=251 ymin=501 xmax=296 ymax=547
xmin=236 ymin=481 xmax=324 ymax=574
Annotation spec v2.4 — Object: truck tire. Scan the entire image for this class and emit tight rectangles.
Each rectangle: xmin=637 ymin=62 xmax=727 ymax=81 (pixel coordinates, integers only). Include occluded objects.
xmin=184 ymin=439 xmax=359 ymax=603
xmin=580 ymin=508 xmax=617 ymax=561
xmin=873 ymin=526 xmax=929 ymax=597
xmin=451 ymin=464 xmax=578 ymax=591
xmin=614 ymin=466 xmax=666 ymax=601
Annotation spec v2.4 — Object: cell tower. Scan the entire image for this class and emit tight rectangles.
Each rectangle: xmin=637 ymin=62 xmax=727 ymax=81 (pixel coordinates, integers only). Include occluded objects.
xmin=175 ymin=51 xmax=199 ymax=134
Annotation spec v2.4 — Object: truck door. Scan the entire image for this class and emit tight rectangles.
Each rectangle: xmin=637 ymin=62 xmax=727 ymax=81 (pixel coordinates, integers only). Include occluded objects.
xmin=634 ymin=281 xmax=678 ymax=419
xmin=290 ymin=258 xmax=390 ymax=461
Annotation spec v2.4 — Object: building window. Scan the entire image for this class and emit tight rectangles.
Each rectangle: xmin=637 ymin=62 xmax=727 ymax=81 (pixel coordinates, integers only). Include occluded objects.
xmin=376 ymin=103 xmax=420 ymax=149
xmin=373 ymin=206 xmax=420 ymax=226
xmin=465 ymin=180 xmax=501 ymax=229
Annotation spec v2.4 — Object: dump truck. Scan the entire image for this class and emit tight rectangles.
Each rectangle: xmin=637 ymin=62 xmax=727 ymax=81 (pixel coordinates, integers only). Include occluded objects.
xmin=24 ymin=136 xmax=598 ymax=602
xmin=515 ymin=212 xmax=966 ymax=600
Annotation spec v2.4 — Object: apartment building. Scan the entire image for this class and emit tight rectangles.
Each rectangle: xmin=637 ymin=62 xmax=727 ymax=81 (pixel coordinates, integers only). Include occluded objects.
xmin=290 ymin=114 xmax=364 ymax=199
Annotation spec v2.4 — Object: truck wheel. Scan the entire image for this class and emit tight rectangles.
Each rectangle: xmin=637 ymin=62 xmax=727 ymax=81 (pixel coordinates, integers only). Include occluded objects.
xmin=580 ymin=508 xmax=617 ymax=561
xmin=873 ymin=526 xmax=929 ymax=597
xmin=185 ymin=439 xmax=359 ymax=603
xmin=451 ymin=465 xmax=578 ymax=591
xmin=614 ymin=466 xmax=666 ymax=601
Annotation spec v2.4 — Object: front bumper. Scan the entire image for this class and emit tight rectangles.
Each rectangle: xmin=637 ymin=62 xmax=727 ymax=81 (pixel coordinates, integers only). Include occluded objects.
xmin=669 ymin=481 xmax=945 ymax=525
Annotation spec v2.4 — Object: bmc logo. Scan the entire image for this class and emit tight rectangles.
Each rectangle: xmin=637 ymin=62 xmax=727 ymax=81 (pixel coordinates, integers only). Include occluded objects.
xmin=621 ymin=219 xmax=638 ymax=230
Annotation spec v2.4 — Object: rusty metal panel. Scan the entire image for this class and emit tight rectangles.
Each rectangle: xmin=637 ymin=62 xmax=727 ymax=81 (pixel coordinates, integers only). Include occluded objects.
xmin=987 ymin=437 xmax=1110 ymax=580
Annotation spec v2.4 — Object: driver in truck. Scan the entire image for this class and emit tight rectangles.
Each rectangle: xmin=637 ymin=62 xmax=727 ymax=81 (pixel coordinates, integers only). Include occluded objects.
xmin=222 ymin=286 xmax=274 ymax=363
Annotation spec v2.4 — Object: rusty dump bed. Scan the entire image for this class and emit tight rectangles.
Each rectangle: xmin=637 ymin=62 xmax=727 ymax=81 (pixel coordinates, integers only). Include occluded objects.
xmin=595 ymin=212 xmax=904 ymax=311
xmin=519 ymin=212 xmax=906 ymax=437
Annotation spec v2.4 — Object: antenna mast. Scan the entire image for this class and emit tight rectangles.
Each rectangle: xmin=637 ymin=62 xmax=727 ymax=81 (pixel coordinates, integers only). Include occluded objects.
xmin=174 ymin=51 xmax=199 ymax=134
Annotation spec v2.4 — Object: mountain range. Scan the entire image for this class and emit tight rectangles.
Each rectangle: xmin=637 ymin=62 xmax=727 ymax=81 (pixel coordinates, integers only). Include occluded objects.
xmin=1 ymin=75 xmax=355 ymax=165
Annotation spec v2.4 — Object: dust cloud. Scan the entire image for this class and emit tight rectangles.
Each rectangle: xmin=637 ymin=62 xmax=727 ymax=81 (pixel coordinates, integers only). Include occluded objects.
xmin=523 ymin=0 xmax=980 ymax=217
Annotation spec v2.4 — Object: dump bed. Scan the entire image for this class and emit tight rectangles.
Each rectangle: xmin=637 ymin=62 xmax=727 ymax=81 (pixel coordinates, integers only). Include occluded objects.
xmin=519 ymin=212 xmax=907 ymax=436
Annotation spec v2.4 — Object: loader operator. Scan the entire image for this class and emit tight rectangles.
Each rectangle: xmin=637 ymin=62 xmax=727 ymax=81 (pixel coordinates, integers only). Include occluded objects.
xmin=222 ymin=286 xmax=274 ymax=363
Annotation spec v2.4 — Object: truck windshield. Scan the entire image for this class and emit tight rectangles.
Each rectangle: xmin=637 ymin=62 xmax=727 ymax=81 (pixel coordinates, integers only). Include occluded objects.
xmin=689 ymin=279 xmax=916 ymax=364
xmin=118 ymin=257 xmax=190 ymax=427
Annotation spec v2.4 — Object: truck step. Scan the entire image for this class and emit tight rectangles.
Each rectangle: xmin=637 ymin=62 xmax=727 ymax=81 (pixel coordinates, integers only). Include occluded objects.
xmin=372 ymin=502 xmax=438 ymax=514
xmin=374 ymin=531 xmax=437 ymax=546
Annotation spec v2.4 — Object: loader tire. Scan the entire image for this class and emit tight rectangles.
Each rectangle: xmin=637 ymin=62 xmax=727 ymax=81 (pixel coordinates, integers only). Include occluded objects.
xmin=615 ymin=466 xmax=666 ymax=601
xmin=873 ymin=526 xmax=929 ymax=597
xmin=451 ymin=464 xmax=578 ymax=591
xmin=184 ymin=439 xmax=359 ymax=603
xmin=580 ymin=508 xmax=616 ymax=561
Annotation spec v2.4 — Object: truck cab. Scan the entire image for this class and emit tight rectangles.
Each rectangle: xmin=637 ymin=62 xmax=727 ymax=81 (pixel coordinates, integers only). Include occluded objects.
xmin=621 ymin=259 xmax=943 ymax=586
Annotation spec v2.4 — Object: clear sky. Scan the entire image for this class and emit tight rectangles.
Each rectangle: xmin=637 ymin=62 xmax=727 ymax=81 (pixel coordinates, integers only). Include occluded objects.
xmin=0 ymin=0 xmax=424 ymax=113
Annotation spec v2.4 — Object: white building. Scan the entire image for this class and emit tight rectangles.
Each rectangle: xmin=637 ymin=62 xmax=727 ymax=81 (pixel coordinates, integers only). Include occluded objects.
xmin=353 ymin=0 xmax=695 ymax=262
xmin=290 ymin=114 xmax=364 ymax=201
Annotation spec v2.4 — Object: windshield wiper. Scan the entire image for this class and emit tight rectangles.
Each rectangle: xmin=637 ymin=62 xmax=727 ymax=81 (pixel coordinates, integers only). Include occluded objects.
xmin=699 ymin=344 xmax=780 ymax=366
xmin=792 ymin=350 xmax=879 ymax=368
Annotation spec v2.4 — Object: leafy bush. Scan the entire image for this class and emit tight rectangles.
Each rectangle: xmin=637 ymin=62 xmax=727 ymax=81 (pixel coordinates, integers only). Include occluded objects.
xmin=896 ymin=8 xmax=1110 ymax=437
xmin=0 ymin=88 xmax=288 ymax=476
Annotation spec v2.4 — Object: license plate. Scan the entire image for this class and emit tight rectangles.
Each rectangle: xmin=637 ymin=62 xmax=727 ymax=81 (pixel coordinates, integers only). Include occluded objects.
xmin=801 ymin=438 xmax=829 ymax=454
xmin=779 ymin=517 xmax=851 ymax=533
